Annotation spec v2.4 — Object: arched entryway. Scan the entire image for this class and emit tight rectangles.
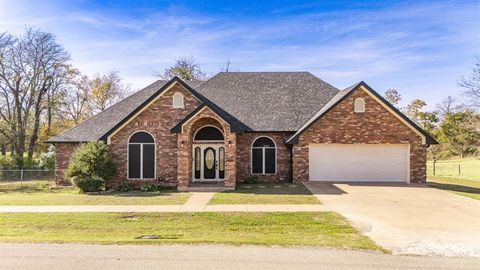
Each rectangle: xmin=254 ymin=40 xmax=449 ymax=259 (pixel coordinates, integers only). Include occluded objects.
xmin=192 ymin=125 xmax=225 ymax=182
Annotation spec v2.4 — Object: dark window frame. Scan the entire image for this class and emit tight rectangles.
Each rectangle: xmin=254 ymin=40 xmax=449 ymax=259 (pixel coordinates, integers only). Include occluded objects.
xmin=128 ymin=131 xmax=156 ymax=179
xmin=251 ymin=136 xmax=277 ymax=175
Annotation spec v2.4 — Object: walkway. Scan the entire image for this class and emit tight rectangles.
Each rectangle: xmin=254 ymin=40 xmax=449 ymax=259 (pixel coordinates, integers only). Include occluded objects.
xmin=0 ymin=192 xmax=327 ymax=213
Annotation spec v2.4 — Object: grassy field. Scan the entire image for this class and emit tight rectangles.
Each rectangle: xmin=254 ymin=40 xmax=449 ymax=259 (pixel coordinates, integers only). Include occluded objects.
xmin=0 ymin=212 xmax=381 ymax=251
xmin=0 ymin=180 xmax=191 ymax=205
xmin=209 ymin=183 xmax=320 ymax=205
xmin=428 ymin=176 xmax=480 ymax=201
xmin=427 ymin=158 xmax=480 ymax=181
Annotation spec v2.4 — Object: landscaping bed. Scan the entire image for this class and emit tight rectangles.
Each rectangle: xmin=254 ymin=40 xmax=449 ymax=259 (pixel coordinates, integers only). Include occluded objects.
xmin=0 ymin=212 xmax=381 ymax=251
xmin=209 ymin=183 xmax=320 ymax=205
xmin=0 ymin=180 xmax=191 ymax=205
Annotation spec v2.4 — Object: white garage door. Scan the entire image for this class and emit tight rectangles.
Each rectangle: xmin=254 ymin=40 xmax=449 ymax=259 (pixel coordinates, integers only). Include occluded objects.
xmin=309 ymin=144 xmax=409 ymax=182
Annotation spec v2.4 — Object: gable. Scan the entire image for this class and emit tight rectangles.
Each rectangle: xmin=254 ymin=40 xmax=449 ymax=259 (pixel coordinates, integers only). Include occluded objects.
xmin=106 ymin=80 xmax=202 ymax=144
xmin=286 ymin=82 xmax=437 ymax=145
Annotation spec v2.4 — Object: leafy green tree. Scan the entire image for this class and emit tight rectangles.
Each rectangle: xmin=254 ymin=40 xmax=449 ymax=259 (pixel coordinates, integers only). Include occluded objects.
xmin=434 ymin=110 xmax=480 ymax=158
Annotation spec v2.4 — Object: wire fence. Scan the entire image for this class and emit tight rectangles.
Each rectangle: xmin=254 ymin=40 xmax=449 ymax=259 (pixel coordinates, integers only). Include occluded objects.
xmin=426 ymin=160 xmax=479 ymax=180
xmin=0 ymin=169 xmax=54 ymax=181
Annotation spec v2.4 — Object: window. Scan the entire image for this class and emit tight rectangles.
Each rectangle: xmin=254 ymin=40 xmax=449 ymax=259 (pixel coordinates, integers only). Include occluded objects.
xmin=194 ymin=126 xmax=224 ymax=141
xmin=172 ymin=92 xmax=184 ymax=108
xmin=354 ymin=98 xmax=365 ymax=113
xmin=251 ymin=137 xmax=276 ymax=174
xmin=128 ymin=131 xmax=155 ymax=179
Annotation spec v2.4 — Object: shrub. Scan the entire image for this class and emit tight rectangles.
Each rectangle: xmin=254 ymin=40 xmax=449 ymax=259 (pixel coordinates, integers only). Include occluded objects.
xmin=73 ymin=177 xmax=105 ymax=193
xmin=117 ymin=181 xmax=134 ymax=192
xmin=39 ymin=146 xmax=56 ymax=172
xmin=141 ymin=182 xmax=157 ymax=192
xmin=66 ymin=141 xmax=117 ymax=182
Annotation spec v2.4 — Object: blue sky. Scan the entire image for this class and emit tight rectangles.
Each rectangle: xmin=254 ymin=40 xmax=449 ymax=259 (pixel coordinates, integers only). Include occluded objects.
xmin=0 ymin=0 xmax=478 ymax=108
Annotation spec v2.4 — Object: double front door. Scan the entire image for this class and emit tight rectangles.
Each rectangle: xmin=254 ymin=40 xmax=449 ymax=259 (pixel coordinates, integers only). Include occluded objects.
xmin=192 ymin=144 xmax=225 ymax=182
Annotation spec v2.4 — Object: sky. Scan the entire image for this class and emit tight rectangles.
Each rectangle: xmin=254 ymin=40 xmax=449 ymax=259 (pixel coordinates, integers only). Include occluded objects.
xmin=0 ymin=0 xmax=479 ymax=109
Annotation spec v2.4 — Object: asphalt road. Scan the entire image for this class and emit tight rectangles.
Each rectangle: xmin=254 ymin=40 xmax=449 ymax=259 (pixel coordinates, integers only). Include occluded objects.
xmin=0 ymin=243 xmax=478 ymax=270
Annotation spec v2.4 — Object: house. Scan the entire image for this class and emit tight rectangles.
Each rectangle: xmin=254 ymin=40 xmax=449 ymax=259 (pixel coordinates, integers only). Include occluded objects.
xmin=48 ymin=72 xmax=437 ymax=190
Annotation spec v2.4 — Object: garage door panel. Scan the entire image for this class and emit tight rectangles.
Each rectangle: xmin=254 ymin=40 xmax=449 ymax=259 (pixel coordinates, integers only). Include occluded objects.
xmin=309 ymin=144 xmax=409 ymax=182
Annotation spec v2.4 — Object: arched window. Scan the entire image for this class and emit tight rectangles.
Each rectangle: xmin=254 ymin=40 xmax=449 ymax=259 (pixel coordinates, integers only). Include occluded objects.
xmin=194 ymin=126 xmax=224 ymax=141
xmin=172 ymin=92 xmax=184 ymax=108
xmin=354 ymin=98 xmax=365 ymax=113
xmin=251 ymin=137 xmax=276 ymax=174
xmin=128 ymin=131 xmax=155 ymax=179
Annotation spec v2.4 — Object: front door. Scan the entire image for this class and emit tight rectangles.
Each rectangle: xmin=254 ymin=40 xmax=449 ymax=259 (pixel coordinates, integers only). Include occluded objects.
xmin=192 ymin=144 xmax=225 ymax=182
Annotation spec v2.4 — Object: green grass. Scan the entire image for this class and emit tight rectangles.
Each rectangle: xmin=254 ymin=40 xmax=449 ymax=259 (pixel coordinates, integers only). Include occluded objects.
xmin=427 ymin=158 xmax=480 ymax=181
xmin=428 ymin=176 xmax=480 ymax=201
xmin=0 ymin=181 xmax=191 ymax=205
xmin=0 ymin=212 xmax=381 ymax=251
xmin=209 ymin=183 xmax=320 ymax=205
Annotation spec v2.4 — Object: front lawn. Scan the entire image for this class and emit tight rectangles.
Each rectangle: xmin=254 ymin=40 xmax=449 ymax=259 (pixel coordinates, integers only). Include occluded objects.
xmin=0 ymin=180 xmax=191 ymax=205
xmin=0 ymin=212 xmax=381 ymax=251
xmin=209 ymin=183 xmax=320 ymax=205
xmin=428 ymin=176 xmax=480 ymax=201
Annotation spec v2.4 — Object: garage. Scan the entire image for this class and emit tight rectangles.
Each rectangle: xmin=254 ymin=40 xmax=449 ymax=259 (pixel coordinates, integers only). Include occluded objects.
xmin=308 ymin=144 xmax=409 ymax=182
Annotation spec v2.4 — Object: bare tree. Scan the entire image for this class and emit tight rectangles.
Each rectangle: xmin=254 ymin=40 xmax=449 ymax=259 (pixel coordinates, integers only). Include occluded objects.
xmin=459 ymin=57 xmax=480 ymax=107
xmin=155 ymin=57 xmax=206 ymax=81
xmin=90 ymin=71 xmax=129 ymax=113
xmin=59 ymin=73 xmax=92 ymax=125
xmin=0 ymin=29 xmax=70 ymax=165
xmin=384 ymin=89 xmax=402 ymax=105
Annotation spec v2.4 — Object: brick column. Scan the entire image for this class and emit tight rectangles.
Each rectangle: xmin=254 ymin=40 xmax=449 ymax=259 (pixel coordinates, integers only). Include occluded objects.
xmin=177 ymin=133 xmax=191 ymax=191
xmin=224 ymin=131 xmax=236 ymax=189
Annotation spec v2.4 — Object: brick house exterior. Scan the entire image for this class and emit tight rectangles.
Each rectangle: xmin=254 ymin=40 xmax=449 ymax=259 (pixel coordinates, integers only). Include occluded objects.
xmin=48 ymin=73 xmax=437 ymax=190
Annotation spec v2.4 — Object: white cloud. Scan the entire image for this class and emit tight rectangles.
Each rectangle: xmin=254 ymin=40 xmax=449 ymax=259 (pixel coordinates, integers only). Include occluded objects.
xmin=0 ymin=0 xmax=478 ymax=108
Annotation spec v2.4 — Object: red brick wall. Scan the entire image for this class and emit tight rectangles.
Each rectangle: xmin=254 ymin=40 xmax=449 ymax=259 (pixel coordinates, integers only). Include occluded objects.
xmin=177 ymin=108 xmax=237 ymax=190
xmin=292 ymin=86 xmax=427 ymax=183
xmin=236 ymin=132 xmax=292 ymax=183
xmin=54 ymin=142 xmax=79 ymax=185
xmin=108 ymin=83 xmax=202 ymax=188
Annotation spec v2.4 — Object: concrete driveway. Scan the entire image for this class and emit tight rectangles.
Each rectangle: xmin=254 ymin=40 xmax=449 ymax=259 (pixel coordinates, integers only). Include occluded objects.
xmin=305 ymin=183 xmax=480 ymax=257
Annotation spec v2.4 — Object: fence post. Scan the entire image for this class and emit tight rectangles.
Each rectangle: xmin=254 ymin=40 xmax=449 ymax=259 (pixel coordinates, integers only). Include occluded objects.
xmin=458 ymin=164 xmax=461 ymax=176
xmin=432 ymin=157 xmax=436 ymax=176
xmin=20 ymin=169 xmax=24 ymax=187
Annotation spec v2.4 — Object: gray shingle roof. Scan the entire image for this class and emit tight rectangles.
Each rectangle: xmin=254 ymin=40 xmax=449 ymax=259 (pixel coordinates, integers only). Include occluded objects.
xmin=196 ymin=72 xmax=339 ymax=131
xmin=47 ymin=80 xmax=169 ymax=143
xmin=47 ymin=72 xmax=339 ymax=142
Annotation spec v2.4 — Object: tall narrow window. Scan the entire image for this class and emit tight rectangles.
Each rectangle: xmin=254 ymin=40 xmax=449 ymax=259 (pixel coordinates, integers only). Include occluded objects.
xmin=128 ymin=131 xmax=155 ymax=179
xmin=219 ymin=147 xmax=225 ymax=179
xmin=354 ymin=98 xmax=365 ymax=113
xmin=172 ymin=93 xmax=184 ymax=108
xmin=251 ymin=137 xmax=276 ymax=174
xmin=194 ymin=147 xmax=201 ymax=179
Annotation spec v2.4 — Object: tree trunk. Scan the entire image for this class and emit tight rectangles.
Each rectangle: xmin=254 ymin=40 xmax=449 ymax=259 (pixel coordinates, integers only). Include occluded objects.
xmin=1 ymin=143 xmax=5 ymax=156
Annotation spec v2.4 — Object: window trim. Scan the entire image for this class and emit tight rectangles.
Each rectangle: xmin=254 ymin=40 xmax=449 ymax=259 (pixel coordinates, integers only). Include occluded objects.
xmin=354 ymin=98 xmax=366 ymax=113
xmin=127 ymin=130 xmax=156 ymax=180
xmin=193 ymin=125 xmax=224 ymax=143
xmin=172 ymin=92 xmax=184 ymax=109
xmin=250 ymin=136 xmax=277 ymax=175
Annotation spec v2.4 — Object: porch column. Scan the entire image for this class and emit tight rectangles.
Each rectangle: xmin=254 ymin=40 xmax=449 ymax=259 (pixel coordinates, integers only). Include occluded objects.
xmin=224 ymin=131 xmax=237 ymax=189
xmin=177 ymin=132 xmax=191 ymax=191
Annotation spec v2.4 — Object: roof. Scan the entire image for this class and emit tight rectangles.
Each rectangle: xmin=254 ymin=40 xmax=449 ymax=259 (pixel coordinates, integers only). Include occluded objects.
xmin=196 ymin=72 xmax=339 ymax=131
xmin=47 ymin=80 xmax=168 ymax=143
xmin=47 ymin=73 xmax=436 ymax=145
xmin=285 ymin=81 xmax=438 ymax=145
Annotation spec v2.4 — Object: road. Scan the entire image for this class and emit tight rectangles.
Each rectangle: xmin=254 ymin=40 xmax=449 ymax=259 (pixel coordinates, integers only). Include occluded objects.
xmin=0 ymin=243 xmax=478 ymax=270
